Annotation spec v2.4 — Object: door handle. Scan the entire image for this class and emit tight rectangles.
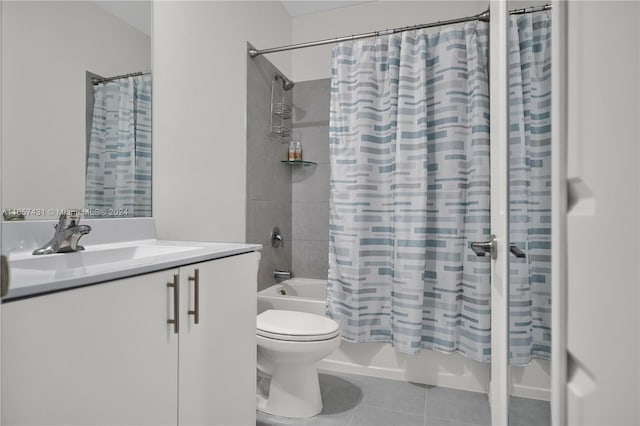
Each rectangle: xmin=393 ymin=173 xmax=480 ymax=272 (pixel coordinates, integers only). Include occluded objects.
xmin=167 ymin=274 xmax=179 ymax=334
xmin=188 ymin=268 xmax=200 ymax=324
xmin=509 ymin=244 xmax=526 ymax=258
xmin=470 ymin=235 xmax=497 ymax=260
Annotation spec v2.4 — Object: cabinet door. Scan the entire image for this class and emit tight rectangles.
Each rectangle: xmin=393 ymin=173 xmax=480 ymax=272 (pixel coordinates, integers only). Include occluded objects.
xmin=178 ymin=252 xmax=259 ymax=426
xmin=2 ymin=269 xmax=179 ymax=426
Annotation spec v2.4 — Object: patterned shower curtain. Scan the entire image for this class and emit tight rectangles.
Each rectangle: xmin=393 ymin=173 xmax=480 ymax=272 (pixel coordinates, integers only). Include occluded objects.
xmin=328 ymin=13 xmax=553 ymax=364
xmin=85 ymin=75 xmax=152 ymax=217
xmin=327 ymin=22 xmax=493 ymax=361
xmin=508 ymin=12 xmax=552 ymax=365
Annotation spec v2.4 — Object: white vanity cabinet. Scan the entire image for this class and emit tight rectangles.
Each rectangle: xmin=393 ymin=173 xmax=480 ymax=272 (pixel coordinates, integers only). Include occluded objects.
xmin=2 ymin=268 xmax=179 ymax=425
xmin=177 ymin=252 xmax=258 ymax=426
xmin=1 ymin=251 xmax=259 ymax=426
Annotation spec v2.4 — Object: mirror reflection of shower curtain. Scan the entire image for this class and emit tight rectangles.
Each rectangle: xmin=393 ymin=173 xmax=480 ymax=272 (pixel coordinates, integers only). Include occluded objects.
xmin=85 ymin=75 xmax=152 ymax=217
xmin=327 ymin=22 xmax=492 ymax=361
xmin=508 ymin=12 xmax=552 ymax=366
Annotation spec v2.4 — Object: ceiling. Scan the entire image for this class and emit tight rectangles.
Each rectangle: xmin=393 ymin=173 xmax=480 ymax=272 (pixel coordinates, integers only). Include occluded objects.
xmin=93 ymin=1 xmax=152 ymax=36
xmin=280 ymin=1 xmax=372 ymax=17
xmin=92 ymin=1 xmax=370 ymax=33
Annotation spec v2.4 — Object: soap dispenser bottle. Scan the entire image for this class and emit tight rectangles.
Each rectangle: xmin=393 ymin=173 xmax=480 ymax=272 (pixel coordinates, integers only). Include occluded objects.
xmin=288 ymin=140 xmax=296 ymax=161
xmin=294 ymin=140 xmax=302 ymax=161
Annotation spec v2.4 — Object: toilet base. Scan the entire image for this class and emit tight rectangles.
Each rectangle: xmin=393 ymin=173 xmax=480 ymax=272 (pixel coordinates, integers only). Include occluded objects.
xmin=257 ymin=364 xmax=323 ymax=418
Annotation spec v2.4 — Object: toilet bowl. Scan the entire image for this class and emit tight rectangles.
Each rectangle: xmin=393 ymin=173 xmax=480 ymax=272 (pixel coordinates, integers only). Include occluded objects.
xmin=256 ymin=309 xmax=340 ymax=418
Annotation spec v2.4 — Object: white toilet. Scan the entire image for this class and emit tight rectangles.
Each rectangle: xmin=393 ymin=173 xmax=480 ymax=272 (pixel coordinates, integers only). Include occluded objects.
xmin=256 ymin=309 xmax=341 ymax=418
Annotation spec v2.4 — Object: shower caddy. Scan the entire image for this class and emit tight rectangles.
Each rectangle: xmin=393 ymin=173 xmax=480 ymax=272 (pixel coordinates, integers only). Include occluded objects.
xmin=270 ymin=74 xmax=316 ymax=166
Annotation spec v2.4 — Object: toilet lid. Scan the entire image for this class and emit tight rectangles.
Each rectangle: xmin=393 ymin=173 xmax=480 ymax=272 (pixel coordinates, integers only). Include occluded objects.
xmin=257 ymin=310 xmax=340 ymax=342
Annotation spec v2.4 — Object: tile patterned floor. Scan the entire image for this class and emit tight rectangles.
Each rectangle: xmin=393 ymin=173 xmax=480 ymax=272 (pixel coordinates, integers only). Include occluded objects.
xmin=256 ymin=371 xmax=550 ymax=426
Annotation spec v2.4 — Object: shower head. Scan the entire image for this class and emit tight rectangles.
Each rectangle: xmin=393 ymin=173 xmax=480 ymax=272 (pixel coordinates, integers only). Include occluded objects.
xmin=282 ymin=78 xmax=295 ymax=91
xmin=275 ymin=73 xmax=295 ymax=91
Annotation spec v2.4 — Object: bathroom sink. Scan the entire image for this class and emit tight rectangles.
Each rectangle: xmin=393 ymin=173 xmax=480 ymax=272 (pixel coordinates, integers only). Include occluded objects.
xmin=1 ymin=218 xmax=261 ymax=300
xmin=10 ymin=243 xmax=201 ymax=272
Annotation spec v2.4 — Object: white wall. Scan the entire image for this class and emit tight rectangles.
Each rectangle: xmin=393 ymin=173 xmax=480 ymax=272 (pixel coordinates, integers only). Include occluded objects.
xmin=565 ymin=2 xmax=640 ymax=424
xmin=1 ymin=1 xmax=150 ymax=216
xmin=94 ymin=1 xmax=152 ymax=36
xmin=152 ymin=1 xmax=291 ymax=242
xmin=290 ymin=0 xmax=548 ymax=81
xmin=290 ymin=1 xmax=487 ymax=81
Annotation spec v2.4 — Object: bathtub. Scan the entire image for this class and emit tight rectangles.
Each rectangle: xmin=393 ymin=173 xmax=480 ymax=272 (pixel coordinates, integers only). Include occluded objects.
xmin=257 ymin=278 xmax=326 ymax=316
xmin=256 ymin=277 xmax=551 ymax=400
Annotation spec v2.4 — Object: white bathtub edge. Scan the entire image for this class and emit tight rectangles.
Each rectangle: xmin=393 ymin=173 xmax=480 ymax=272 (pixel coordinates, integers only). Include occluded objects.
xmin=317 ymin=358 xmax=550 ymax=401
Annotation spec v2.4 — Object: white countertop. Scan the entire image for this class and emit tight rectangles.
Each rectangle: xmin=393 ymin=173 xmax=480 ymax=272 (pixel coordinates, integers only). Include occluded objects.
xmin=2 ymin=219 xmax=261 ymax=301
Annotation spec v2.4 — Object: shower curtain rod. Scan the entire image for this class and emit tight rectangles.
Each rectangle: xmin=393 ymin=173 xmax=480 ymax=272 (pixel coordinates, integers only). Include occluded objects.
xmin=248 ymin=4 xmax=550 ymax=58
xmin=91 ymin=71 xmax=151 ymax=85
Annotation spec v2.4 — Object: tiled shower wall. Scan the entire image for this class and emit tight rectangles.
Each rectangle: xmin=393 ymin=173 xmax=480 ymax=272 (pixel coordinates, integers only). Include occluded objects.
xmin=246 ymin=72 xmax=331 ymax=288
xmin=246 ymin=46 xmax=292 ymax=291
xmin=291 ymin=79 xmax=331 ymax=279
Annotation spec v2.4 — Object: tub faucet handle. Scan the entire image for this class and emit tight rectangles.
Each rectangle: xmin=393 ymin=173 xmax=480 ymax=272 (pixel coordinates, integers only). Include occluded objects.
xmin=271 ymin=226 xmax=284 ymax=248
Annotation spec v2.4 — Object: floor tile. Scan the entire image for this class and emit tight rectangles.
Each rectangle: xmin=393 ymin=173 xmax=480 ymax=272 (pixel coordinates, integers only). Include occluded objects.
xmin=318 ymin=373 xmax=363 ymax=414
xmin=306 ymin=412 xmax=354 ymax=426
xmin=257 ymin=370 xmax=549 ymax=426
xmin=509 ymin=396 xmax=551 ymax=426
xmin=425 ymin=416 xmax=478 ymax=426
xmin=357 ymin=376 xmax=427 ymax=416
xmin=350 ymin=405 xmax=424 ymax=426
xmin=257 ymin=410 xmax=353 ymax=426
xmin=425 ymin=386 xmax=491 ymax=426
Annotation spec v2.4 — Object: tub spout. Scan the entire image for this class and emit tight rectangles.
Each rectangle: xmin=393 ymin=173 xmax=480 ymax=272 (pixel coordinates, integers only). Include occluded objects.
xmin=273 ymin=270 xmax=291 ymax=280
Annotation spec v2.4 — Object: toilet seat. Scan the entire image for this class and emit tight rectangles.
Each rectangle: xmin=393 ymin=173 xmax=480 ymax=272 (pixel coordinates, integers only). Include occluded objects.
xmin=257 ymin=310 xmax=340 ymax=342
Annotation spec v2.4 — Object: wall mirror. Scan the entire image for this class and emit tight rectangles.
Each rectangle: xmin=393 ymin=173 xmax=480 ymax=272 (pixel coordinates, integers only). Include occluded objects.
xmin=1 ymin=1 xmax=152 ymax=220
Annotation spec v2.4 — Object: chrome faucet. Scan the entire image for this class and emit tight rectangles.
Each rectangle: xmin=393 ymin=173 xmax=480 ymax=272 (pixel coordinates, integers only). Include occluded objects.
xmin=33 ymin=210 xmax=92 ymax=255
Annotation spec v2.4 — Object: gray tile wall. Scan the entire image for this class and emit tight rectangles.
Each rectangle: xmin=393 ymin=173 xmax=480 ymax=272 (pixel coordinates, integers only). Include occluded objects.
xmin=246 ymin=45 xmax=292 ymax=291
xmin=291 ymin=79 xmax=331 ymax=280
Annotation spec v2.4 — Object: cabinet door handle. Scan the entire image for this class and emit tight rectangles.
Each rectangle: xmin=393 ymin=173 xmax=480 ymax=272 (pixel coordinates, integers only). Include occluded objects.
xmin=167 ymin=274 xmax=179 ymax=334
xmin=188 ymin=268 xmax=200 ymax=324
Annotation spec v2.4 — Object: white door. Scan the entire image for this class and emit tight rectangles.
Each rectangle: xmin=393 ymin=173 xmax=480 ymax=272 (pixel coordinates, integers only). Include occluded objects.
xmin=0 ymin=2 xmax=4 ymax=422
xmin=178 ymin=252 xmax=259 ymax=426
xmin=488 ymin=2 xmax=511 ymax=424
xmin=551 ymin=0 xmax=568 ymax=423
xmin=1 ymin=270 xmax=179 ymax=425
xmin=560 ymin=1 xmax=640 ymax=425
